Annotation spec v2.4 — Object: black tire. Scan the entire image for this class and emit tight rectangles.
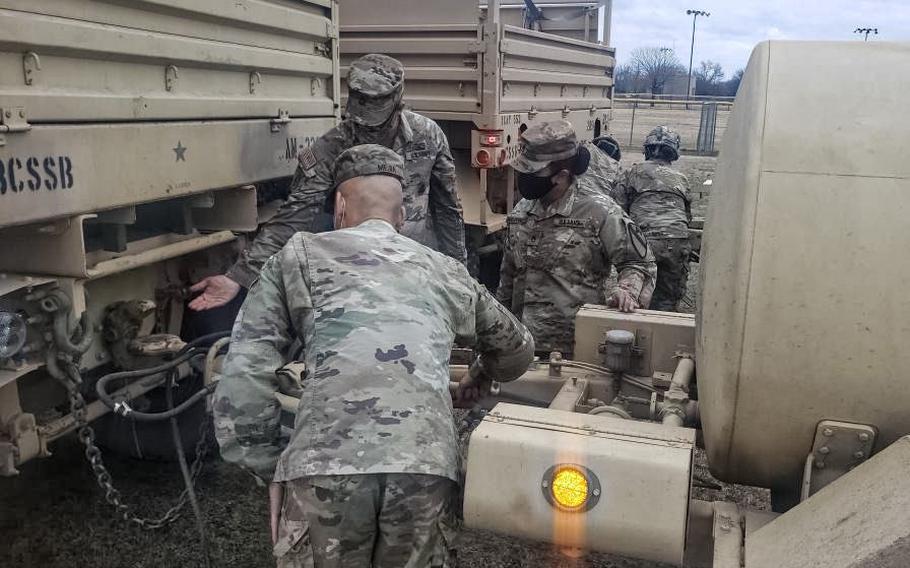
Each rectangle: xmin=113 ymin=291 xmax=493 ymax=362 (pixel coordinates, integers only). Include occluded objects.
xmin=92 ymin=374 xmax=210 ymax=462
xmin=770 ymin=483 xmax=801 ymax=513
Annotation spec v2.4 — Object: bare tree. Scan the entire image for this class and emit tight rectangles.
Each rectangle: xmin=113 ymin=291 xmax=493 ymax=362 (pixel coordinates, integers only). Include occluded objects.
xmin=695 ymin=60 xmax=726 ymax=95
xmin=627 ymin=47 xmax=686 ymax=95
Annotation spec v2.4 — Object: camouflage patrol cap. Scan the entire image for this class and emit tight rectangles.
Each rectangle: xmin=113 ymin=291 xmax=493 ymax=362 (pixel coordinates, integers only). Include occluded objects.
xmin=325 ymin=144 xmax=405 ymax=213
xmin=333 ymin=144 xmax=405 ymax=187
xmin=346 ymin=54 xmax=405 ymax=127
xmin=643 ymin=126 xmax=681 ymax=161
xmin=512 ymin=120 xmax=579 ymax=174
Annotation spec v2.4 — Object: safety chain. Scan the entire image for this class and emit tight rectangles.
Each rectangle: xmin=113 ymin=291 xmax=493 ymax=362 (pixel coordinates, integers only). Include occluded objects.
xmin=61 ymin=362 xmax=211 ymax=530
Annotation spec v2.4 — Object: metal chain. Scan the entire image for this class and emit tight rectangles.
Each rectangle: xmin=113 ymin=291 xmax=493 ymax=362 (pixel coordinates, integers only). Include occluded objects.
xmin=63 ymin=364 xmax=211 ymax=530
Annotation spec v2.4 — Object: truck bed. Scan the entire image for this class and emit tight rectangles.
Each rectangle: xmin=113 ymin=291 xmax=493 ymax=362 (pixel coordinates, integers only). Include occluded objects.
xmin=339 ymin=0 xmax=614 ymax=130
xmin=0 ymin=0 xmax=339 ymax=228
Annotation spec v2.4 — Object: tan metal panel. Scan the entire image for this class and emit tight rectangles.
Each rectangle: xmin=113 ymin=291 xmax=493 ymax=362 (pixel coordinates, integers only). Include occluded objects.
xmin=464 ymin=403 xmax=694 ymax=565
xmin=340 ymin=0 xmax=477 ymax=25
xmin=0 ymin=117 xmax=335 ymax=227
xmin=1 ymin=0 xmax=331 ymax=50
xmin=698 ymin=41 xmax=910 ymax=489
xmin=502 ymin=68 xmax=613 ymax=87
xmin=573 ymin=306 xmax=696 ymax=375
xmin=0 ymin=1 xmax=336 ymax=122
xmin=746 ymin=437 xmax=910 ymax=568
xmin=501 ymin=37 xmax=615 ymax=71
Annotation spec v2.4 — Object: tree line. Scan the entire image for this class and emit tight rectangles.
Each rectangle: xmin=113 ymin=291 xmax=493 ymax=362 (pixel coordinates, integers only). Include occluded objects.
xmin=614 ymin=47 xmax=744 ymax=97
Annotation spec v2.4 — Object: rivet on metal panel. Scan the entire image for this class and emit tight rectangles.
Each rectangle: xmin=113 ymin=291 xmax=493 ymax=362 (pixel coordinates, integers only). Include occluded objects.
xmin=818 ymin=446 xmax=830 ymax=455
xmin=249 ymin=71 xmax=262 ymax=95
xmin=823 ymin=428 xmax=834 ymax=437
xmin=22 ymin=52 xmax=41 ymax=86
xmin=859 ymin=433 xmax=870 ymax=442
xmin=165 ymin=65 xmax=179 ymax=92
xmin=853 ymin=451 xmax=865 ymax=459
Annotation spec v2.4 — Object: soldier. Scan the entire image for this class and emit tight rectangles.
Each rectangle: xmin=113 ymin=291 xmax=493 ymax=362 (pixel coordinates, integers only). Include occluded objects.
xmin=498 ymin=121 xmax=656 ymax=358
xmin=189 ymin=53 xmax=467 ymax=312
xmin=613 ymin=126 xmax=692 ymax=312
xmin=578 ymin=135 xmax=624 ymax=200
xmin=213 ymin=145 xmax=535 ymax=568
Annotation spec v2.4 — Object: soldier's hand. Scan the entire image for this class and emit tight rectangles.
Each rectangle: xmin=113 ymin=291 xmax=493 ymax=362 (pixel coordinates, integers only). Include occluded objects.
xmin=188 ymin=275 xmax=241 ymax=311
xmin=454 ymin=370 xmax=491 ymax=408
xmin=607 ymin=288 xmax=639 ymax=313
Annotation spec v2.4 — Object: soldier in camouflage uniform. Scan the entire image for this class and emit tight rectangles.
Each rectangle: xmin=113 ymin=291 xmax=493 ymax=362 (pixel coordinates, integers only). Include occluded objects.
xmin=213 ymin=144 xmax=535 ymax=567
xmin=189 ymin=54 xmax=467 ymax=312
xmin=498 ymin=121 xmax=656 ymax=357
xmin=613 ymin=126 xmax=692 ymax=312
xmin=578 ymin=135 xmax=624 ymax=200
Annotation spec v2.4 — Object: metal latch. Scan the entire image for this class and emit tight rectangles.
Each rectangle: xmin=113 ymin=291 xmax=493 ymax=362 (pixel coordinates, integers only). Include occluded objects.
xmin=315 ymin=41 xmax=331 ymax=57
xmin=0 ymin=107 xmax=31 ymax=145
xmin=270 ymin=109 xmax=291 ymax=132
xmin=165 ymin=65 xmax=179 ymax=92
xmin=23 ymin=52 xmax=41 ymax=86
xmin=467 ymin=41 xmax=487 ymax=54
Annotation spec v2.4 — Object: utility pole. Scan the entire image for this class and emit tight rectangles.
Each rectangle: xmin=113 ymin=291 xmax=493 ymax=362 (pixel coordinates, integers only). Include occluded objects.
xmin=854 ymin=27 xmax=878 ymax=41
xmin=686 ymin=9 xmax=710 ymax=101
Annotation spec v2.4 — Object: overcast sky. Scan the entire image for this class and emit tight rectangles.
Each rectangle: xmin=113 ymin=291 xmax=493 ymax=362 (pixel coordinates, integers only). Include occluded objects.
xmin=607 ymin=0 xmax=909 ymax=77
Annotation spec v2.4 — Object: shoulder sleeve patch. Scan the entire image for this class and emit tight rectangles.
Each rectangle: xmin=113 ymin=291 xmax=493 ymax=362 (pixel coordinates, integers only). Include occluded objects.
xmin=298 ymin=147 xmax=318 ymax=173
xmin=626 ymin=219 xmax=650 ymax=259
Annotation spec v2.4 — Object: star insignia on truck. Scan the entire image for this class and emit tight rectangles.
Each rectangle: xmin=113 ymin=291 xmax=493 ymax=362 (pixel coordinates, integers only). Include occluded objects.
xmin=173 ymin=141 xmax=187 ymax=162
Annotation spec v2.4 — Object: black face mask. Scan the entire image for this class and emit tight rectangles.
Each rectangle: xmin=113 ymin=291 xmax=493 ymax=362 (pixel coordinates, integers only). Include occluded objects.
xmin=516 ymin=172 xmax=555 ymax=200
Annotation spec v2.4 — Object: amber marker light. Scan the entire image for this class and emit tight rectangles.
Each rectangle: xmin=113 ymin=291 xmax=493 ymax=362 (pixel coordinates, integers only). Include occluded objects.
xmin=542 ymin=464 xmax=601 ymax=512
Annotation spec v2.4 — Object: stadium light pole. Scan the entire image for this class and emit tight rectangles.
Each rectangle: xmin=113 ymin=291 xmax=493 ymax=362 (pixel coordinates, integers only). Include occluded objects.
xmin=686 ymin=9 xmax=710 ymax=100
xmin=854 ymin=27 xmax=878 ymax=41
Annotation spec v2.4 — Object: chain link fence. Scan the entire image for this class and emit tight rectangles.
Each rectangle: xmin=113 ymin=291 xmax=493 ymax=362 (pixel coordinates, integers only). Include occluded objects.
xmin=608 ymin=98 xmax=734 ymax=155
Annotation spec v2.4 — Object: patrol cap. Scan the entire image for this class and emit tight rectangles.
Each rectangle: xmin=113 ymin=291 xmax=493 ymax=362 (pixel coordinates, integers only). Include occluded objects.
xmin=512 ymin=120 xmax=579 ymax=174
xmin=334 ymin=144 xmax=405 ymax=187
xmin=346 ymin=54 xmax=405 ymax=127
xmin=325 ymin=144 xmax=405 ymax=212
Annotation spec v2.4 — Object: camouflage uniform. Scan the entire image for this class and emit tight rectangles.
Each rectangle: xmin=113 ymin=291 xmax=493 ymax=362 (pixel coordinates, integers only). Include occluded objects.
xmin=274 ymin=474 xmax=458 ymax=568
xmin=614 ymin=127 xmax=692 ymax=312
xmin=214 ymin=145 xmax=534 ymax=567
xmin=498 ymin=121 xmax=656 ymax=355
xmin=227 ymin=54 xmax=467 ymax=289
xmin=578 ymin=140 xmax=623 ymax=201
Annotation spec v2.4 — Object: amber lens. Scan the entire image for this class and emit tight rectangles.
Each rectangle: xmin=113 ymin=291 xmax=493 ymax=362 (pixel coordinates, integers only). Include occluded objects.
xmin=551 ymin=467 xmax=589 ymax=510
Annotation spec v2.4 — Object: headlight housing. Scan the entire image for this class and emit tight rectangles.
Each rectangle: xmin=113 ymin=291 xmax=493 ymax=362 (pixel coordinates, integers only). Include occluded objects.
xmin=0 ymin=311 xmax=27 ymax=359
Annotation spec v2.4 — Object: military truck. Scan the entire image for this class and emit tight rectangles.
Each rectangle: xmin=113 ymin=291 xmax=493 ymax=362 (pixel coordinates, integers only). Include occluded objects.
xmin=0 ymin=0 xmax=340 ymax=474
xmin=338 ymin=0 xmax=615 ymax=276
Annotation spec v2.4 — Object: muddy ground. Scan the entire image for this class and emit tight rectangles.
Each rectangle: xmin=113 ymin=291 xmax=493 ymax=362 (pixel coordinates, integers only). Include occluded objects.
xmin=1 ymin=155 xmax=770 ymax=568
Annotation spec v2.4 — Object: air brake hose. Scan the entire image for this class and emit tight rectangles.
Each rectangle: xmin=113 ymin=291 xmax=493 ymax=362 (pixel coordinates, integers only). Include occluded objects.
xmin=94 ymin=350 xmax=213 ymax=421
